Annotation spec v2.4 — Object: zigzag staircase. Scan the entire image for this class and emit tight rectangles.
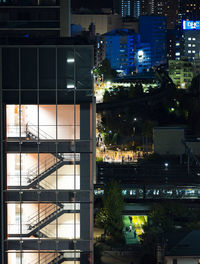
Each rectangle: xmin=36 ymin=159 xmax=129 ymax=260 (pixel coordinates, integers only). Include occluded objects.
xmin=29 ymin=252 xmax=65 ymax=264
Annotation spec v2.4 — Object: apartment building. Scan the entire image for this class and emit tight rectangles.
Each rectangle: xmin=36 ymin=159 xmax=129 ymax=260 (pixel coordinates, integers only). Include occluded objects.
xmin=0 ymin=43 xmax=95 ymax=264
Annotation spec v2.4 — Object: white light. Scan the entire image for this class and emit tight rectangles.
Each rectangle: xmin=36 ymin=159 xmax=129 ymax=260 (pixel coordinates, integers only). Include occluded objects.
xmin=67 ymin=85 xmax=75 ymax=88
xmin=138 ymin=50 xmax=144 ymax=56
xmin=106 ymin=81 xmax=111 ymax=87
xmin=164 ymin=163 xmax=168 ymax=167
xmin=67 ymin=58 xmax=75 ymax=63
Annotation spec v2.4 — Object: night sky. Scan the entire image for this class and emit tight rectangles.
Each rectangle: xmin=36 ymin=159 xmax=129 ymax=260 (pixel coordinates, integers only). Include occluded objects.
xmin=71 ymin=0 xmax=113 ymax=9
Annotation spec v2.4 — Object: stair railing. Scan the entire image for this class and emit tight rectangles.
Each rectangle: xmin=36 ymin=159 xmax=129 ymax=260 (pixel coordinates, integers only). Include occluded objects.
xmin=26 ymin=122 xmax=54 ymax=140
xmin=28 ymin=252 xmax=63 ymax=264
xmin=26 ymin=156 xmax=63 ymax=183
xmin=27 ymin=204 xmax=60 ymax=229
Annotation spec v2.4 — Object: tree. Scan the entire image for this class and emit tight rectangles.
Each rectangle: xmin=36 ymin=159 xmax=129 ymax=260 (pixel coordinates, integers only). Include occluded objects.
xmin=96 ymin=180 xmax=124 ymax=242
xmin=98 ymin=59 xmax=117 ymax=81
xmin=103 ymin=180 xmax=124 ymax=241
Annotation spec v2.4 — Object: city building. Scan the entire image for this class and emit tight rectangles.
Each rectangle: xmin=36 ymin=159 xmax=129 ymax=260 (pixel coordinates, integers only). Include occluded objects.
xmin=168 ymin=59 xmax=194 ymax=89
xmin=103 ymin=28 xmax=140 ymax=74
xmin=133 ymin=0 xmax=140 ymax=18
xmin=0 ymin=42 xmax=95 ymax=264
xmin=183 ymin=21 xmax=200 ymax=61
xmin=121 ymin=0 xmax=132 ymax=17
xmin=135 ymin=42 xmax=151 ymax=73
xmin=139 ymin=15 xmax=167 ymax=67
xmin=164 ymin=230 xmax=200 ymax=264
xmin=114 ymin=0 xmax=141 ymax=18
xmin=179 ymin=0 xmax=200 ymax=22
xmin=71 ymin=13 xmax=122 ymax=35
xmin=0 ymin=0 xmax=71 ymax=40
xmin=167 ymin=27 xmax=184 ymax=60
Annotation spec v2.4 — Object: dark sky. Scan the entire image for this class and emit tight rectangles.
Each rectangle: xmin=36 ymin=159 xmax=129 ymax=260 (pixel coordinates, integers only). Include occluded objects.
xmin=71 ymin=0 xmax=113 ymax=9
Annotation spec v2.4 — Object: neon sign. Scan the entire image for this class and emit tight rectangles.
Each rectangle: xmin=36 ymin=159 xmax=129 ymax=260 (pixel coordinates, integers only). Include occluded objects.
xmin=183 ymin=20 xmax=200 ymax=30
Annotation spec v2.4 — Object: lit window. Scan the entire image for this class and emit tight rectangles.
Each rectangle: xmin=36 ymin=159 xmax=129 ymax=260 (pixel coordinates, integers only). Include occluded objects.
xmin=192 ymin=38 xmax=196 ymax=40
xmin=192 ymin=50 xmax=195 ymax=53
xmin=188 ymin=50 xmax=191 ymax=53
xmin=188 ymin=38 xmax=191 ymax=40
xmin=176 ymin=43 xmax=180 ymax=46
xmin=192 ymin=44 xmax=196 ymax=47
xmin=188 ymin=44 xmax=191 ymax=47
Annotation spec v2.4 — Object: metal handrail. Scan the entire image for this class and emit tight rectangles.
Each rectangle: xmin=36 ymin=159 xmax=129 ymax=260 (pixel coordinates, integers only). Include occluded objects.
xmin=29 ymin=252 xmax=63 ymax=264
xmin=26 ymin=122 xmax=54 ymax=140
xmin=38 ymin=179 xmax=55 ymax=189
xmin=28 ymin=204 xmax=59 ymax=228
xmin=27 ymin=156 xmax=58 ymax=179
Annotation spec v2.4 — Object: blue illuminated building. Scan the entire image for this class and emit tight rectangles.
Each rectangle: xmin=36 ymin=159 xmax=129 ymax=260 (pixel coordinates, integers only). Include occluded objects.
xmin=139 ymin=16 xmax=167 ymax=67
xmin=135 ymin=42 xmax=151 ymax=73
xmin=103 ymin=28 xmax=140 ymax=74
xmin=183 ymin=20 xmax=200 ymax=30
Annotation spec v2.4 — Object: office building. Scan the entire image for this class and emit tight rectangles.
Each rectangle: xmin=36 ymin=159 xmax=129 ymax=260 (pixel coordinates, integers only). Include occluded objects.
xmin=168 ymin=59 xmax=194 ymax=89
xmin=182 ymin=21 xmax=200 ymax=61
xmin=139 ymin=15 xmax=167 ymax=67
xmin=0 ymin=0 xmax=71 ymax=39
xmin=121 ymin=0 xmax=132 ymax=17
xmin=135 ymin=42 xmax=151 ymax=73
xmin=133 ymin=0 xmax=141 ymax=18
xmin=103 ymin=28 xmax=140 ymax=74
xmin=179 ymin=0 xmax=200 ymax=22
xmin=0 ymin=42 xmax=95 ymax=264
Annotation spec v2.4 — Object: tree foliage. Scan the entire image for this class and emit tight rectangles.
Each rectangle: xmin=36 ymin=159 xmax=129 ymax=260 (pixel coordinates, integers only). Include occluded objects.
xmin=95 ymin=180 xmax=124 ymax=242
xmin=96 ymin=59 xmax=117 ymax=81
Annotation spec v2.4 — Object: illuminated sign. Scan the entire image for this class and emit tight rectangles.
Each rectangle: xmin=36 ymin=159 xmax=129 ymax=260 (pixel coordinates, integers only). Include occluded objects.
xmin=183 ymin=20 xmax=200 ymax=30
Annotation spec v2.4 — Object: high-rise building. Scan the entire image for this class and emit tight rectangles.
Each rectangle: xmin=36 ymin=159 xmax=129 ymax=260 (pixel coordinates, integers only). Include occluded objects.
xmin=0 ymin=0 xmax=71 ymax=40
xmin=179 ymin=0 xmax=200 ymax=22
xmin=133 ymin=0 xmax=141 ymax=18
xmin=121 ymin=0 xmax=132 ymax=17
xmin=0 ymin=2 xmax=95 ymax=264
xmin=139 ymin=15 xmax=167 ymax=66
xmin=0 ymin=41 xmax=95 ymax=264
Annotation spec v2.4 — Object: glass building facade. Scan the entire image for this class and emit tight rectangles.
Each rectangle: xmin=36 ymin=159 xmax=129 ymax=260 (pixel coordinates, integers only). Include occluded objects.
xmin=0 ymin=45 xmax=95 ymax=263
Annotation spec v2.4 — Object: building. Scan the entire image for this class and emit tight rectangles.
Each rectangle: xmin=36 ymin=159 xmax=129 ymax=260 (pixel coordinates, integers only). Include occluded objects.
xmin=154 ymin=0 xmax=179 ymax=29
xmin=168 ymin=59 xmax=194 ymax=89
xmin=164 ymin=230 xmax=200 ymax=264
xmin=139 ymin=15 xmax=167 ymax=67
xmin=71 ymin=14 xmax=122 ymax=35
xmin=103 ymin=28 xmax=140 ymax=74
xmin=167 ymin=27 xmax=184 ymax=61
xmin=179 ymin=0 xmax=200 ymax=22
xmin=0 ymin=0 xmax=71 ymax=39
xmin=135 ymin=42 xmax=151 ymax=73
xmin=0 ymin=42 xmax=95 ymax=264
xmin=133 ymin=0 xmax=141 ymax=18
xmin=121 ymin=0 xmax=132 ymax=17
xmin=183 ymin=21 xmax=200 ymax=61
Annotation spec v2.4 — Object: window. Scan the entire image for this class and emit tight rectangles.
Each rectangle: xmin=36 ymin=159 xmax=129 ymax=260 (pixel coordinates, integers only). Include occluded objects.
xmin=192 ymin=38 xmax=196 ymax=40
xmin=188 ymin=38 xmax=191 ymax=40
xmin=188 ymin=50 xmax=191 ymax=53
xmin=188 ymin=44 xmax=191 ymax=47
